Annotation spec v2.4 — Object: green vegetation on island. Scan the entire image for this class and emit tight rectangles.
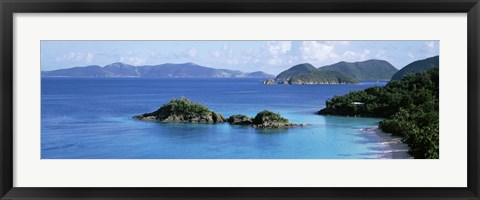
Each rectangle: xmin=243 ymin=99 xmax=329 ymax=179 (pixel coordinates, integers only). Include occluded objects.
xmin=253 ymin=110 xmax=289 ymax=124
xmin=275 ymin=63 xmax=317 ymax=82
xmin=391 ymin=56 xmax=439 ymax=80
xmin=133 ymin=97 xmax=226 ymax=123
xmin=318 ymin=59 xmax=398 ymax=81
xmin=269 ymin=59 xmax=397 ymax=85
xmin=318 ymin=68 xmax=439 ymax=158
xmin=228 ymin=110 xmax=306 ymax=128
xmin=134 ymin=98 xmax=305 ymax=128
xmin=227 ymin=114 xmax=253 ymax=125
xmin=271 ymin=63 xmax=359 ymax=85
xmin=288 ymin=70 xmax=359 ymax=84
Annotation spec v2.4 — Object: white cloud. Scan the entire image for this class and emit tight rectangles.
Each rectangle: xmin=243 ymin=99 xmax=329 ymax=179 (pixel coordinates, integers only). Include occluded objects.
xmin=235 ymin=41 xmax=356 ymax=72
xmin=120 ymin=51 xmax=146 ymax=66
xmin=300 ymin=41 xmax=338 ymax=62
xmin=208 ymin=44 xmax=239 ymax=64
xmin=85 ymin=52 xmax=94 ymax=63
xmin=338 ymin=41 xmax=351 ymax=45
xmin=223 ymin=44 xmax=234 ymax=57
xmin=223 ymin=44 xmax=238 ymax=65
xmin=424 ymin=41 xmax=439 ymax=56
xmin=150 ymin=47 xmax=198 ymax=60
xmin=56 ymin=52 xmax=95 ymax=64
xmin=407 ymin=52 xmax=415 ymax=60
xmin=188 ymin=48 xmax=197 ymax=58
xmin=342 ymin=49 xmax=371 ymax=61
xmin=426 ymin=41 xmax=435 ymax=49
xmin=375 ymin=49 xmax=387 ymax=60
xmin=266 ymin=41 xmax=292 ymax=56
xmin=210 ymin=51 xmax=221 ymax=58
xmin=264 ymin=41 xmax=292 ymax=65
xmin=204 ymin=42 xmax=295 ymax=73
xmin=240 ymin=49 xmax=262 ymax=65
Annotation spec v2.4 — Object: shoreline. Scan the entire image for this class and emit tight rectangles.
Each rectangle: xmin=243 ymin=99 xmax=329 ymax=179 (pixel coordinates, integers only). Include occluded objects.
xmin=362 ymin=126 xmax=413 ymax=159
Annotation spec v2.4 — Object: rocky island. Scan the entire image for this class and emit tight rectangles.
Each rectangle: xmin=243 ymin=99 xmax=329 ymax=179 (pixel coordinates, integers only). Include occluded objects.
xmin=133 ymin=97 xmax=305 ymax=128
xmin=134 ymin=98 xmax=305 ymax=128
xmin=228 ymin=110 xmax=306 ymax=128
xmin=227 ymin=114 xmax=253 ymax=125
xmin=263 ymin=78 xmax=276 ymax=85
xmin=133 ymin=97 xmax=226 ymax=123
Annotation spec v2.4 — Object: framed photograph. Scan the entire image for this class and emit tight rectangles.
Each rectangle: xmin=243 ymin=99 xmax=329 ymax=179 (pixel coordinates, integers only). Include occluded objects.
xmin=1 ymin=0 xmax=479 ymax=199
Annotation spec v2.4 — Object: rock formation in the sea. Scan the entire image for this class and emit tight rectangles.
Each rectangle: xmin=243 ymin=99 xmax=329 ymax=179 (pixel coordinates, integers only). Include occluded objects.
xmin=133 ymin=97 xmax=225 ymax=123
xmin=228 ymin=110 xmax=306 ymax=128
xmin=227 ymin=114 xmax=253 ymax=125
xmin=263 ymin=78 xmax=276 ymax=85
xmin=252 ymin=110 xmax=307 ymax=128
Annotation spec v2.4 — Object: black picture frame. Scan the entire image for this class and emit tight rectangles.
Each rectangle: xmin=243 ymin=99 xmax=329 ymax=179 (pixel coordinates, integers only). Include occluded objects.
xmin=1 ymin=0 xmax=479 ymax=199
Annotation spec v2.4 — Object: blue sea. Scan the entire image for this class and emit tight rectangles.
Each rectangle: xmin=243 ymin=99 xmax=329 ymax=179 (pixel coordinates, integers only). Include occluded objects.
xmin=41 ymin=78 xmax=389 ymax=159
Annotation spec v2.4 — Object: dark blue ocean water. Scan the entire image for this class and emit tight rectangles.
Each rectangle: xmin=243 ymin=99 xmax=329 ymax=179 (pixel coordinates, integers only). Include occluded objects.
xmin=41 ymin=78 xmax=388 ymax=159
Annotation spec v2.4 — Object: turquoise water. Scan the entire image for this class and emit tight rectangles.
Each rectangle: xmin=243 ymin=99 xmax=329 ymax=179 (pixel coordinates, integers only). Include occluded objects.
xmin=41 ymin=78 xmax=388 ymax=159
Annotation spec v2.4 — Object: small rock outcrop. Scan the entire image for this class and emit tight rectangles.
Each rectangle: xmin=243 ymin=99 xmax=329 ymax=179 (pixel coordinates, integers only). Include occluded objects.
xmin=263 ymin=78 xmax=276 ymax=85
xmin=252 ymin=110 xmax=306 ymax=128
xmin=133 ymin=97 xmax=225 ymax=123
xmin=228 ymin=110 xmax=306 ymax=128
xmin=227 ymin=114 xmax=253 ymax=125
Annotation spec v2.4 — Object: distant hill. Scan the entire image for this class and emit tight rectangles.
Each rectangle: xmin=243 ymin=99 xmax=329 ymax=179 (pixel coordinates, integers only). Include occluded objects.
xmin=103 ymin=62 xmax=139 ymax=77
xmin=42 ymin=62 xmax=275 ymax=78
xmin=273 ymin=59 xmax=397 ymax=84
xmin=271 ymin=63 xmax=358 ymax=85
xmin=288 ymin=70 xmax=358 ymax=84
xmin=246 ymin=71 xmax=276 ymax=78
xmin=42 ymin=65 xmax=106 ymax=77
xmin=318 ymin=59 xmax=398 ymax=81
xmin=275 ymin=63 xmax=317 ymax=81
xmin=391 ymin=56 xmax=439 ymax=81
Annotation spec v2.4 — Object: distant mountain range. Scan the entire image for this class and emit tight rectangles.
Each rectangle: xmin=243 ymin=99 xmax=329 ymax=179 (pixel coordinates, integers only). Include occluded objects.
xmin=43 ymin=56 xmax=440 ymax=82
xmin=391 ymin=56 xmax=439 ymax=80
xmin=42 ymin=62 xmax=275 ymax=78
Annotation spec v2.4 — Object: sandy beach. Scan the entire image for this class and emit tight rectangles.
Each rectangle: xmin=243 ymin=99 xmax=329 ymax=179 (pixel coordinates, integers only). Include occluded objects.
xmin=362 ymin=127 xmax=413 ymax=159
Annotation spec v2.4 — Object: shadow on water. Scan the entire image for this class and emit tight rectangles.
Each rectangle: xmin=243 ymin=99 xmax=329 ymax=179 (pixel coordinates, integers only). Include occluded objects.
xmin=254 ymin=128 xmax=290 ymax=134
xmin=42 ymin=143 xmax=76 ymax=151
xmin=291 ymin=109 xmax=321 ymax=115
xmin=337 ymin=153 xmax=353 ymax=157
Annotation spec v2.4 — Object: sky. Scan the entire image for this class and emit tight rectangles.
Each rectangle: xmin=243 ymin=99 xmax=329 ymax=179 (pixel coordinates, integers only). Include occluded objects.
xmin=41 ymin=40 xmax=439 ymax=75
